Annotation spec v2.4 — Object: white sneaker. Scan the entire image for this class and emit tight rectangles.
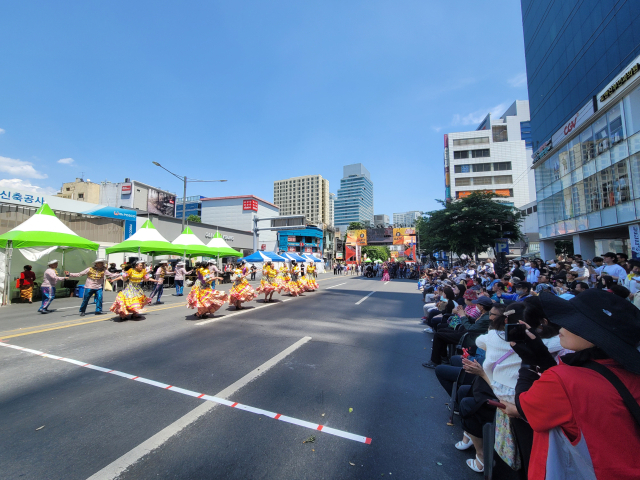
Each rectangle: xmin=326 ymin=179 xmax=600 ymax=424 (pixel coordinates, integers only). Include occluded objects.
xmin=423 ymin=327 xmax=434 ymax=333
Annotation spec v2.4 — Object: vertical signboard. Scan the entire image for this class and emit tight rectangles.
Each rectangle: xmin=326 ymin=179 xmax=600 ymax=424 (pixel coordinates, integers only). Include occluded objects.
xmin=630 ymin=225 xmax=640 ymax=259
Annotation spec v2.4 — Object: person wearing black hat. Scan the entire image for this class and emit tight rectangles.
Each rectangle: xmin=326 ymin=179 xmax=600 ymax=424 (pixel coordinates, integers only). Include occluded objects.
xmin=499 ymin=289 xmax=640 ymax=479
xmin=423 ymin=295 xmax=493 ymax=369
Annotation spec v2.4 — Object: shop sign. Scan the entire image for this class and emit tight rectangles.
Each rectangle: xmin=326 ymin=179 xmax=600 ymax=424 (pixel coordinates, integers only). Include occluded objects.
xmin=532 ymin=138 xmax=553 ymax=164
xmin=599 ymin=58 xmax=640 ymax=107
xmin=288 ymin=246 xmax=297 ymax=252
xmin=304 ymin=247 xmax=312 ymax=253
xmin=121 ymin=183 xmax=132 ymax=193
xmin=287 ymin=236 xmax=296 ymax=242
xmin=261 ymin=244 xmax=266 ymax=250
xmin=630 ymin=225 xmax=640 ymax=260
xmin=551 ymin=101 xmax=595 ymax=147
xmin=243 ymin=199 xmax=258 ymax=211
xmin=336 ymin=252 xmax=343 ymax=259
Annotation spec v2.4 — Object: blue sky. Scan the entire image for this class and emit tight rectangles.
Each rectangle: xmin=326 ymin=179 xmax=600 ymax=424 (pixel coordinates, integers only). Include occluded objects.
xmin=0 ymin=1 xmax=528 ymax=217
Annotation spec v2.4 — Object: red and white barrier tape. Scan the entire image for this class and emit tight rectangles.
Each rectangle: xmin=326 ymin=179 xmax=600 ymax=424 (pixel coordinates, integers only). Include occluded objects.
xmin=0 ymin=341 xmax=372 ymax=445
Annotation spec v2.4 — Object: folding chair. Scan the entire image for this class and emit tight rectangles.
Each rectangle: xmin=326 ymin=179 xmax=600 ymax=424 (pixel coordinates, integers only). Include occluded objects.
xmin=448 ymin=369 xmax=466 ymax=424
xmin=482 ymin=414 xmax=497 ymax=480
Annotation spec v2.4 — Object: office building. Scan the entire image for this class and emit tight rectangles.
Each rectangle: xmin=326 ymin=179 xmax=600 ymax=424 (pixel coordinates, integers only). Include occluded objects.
xmin=444 ymin=100 xmax=534 ymax=208
xmin=393 ymin=211 xmax=420 ymax=226
xmin=200 ymin=195 xmax=280 ymax=252
xmin=273 ymin=175 xmax=330 ymax=225
xmin=57 ymin=178 xmax=101 ymax=203
xmin=521 ymin=1 xmax=640 ymax=259
xmin=277 ymin=226 xmax=323 ymax=256
xmin=100 ymin=178 xmax=177 ymax=217
xmin=175 ymin=195 xmax=205 ymax=219
xmin=334 ymin=163 xmax=374 ymax=230
xmin=328 ymin=193 xmax=335 ymax=227
xmin=374 ymin=214 xmax=390 ymax=227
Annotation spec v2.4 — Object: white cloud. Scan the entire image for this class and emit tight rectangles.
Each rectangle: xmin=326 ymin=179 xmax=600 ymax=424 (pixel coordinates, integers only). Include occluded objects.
xmin=451 ymin=102 xmax=510 ymax=127
xmin=508 ymin=72 xmax=527 ymax=88
xmin=57 ymin=157 xmax=75 ymax=165
xmin=0 ymin=178 xmax=58 ymax=195
xmin=0 ymin=155 xmax=47 ymax=179
xmin=0 ymin=128 xmax=5 ymax=134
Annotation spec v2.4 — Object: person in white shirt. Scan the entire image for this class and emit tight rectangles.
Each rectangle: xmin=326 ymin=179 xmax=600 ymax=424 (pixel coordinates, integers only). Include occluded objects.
xmin=596 ymin=252 xmax=627 ymax=284
xmin=525 ymin=264 xmax=540 ymax=284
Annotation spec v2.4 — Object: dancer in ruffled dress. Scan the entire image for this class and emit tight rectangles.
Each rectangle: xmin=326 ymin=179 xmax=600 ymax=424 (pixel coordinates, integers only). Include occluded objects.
xmin=187 ymin=261 xmax=228 ymax=318
xmin=256 ymin=261 xmax=278 ymax=302
xmin=229 ymin=260 xmax=257 ymax=309
xmin=290 ymin=260 xmax=305 ymax=295
xmin=276 ymin=264 xmax=295 ymax=296
xmin=110 ymin=261 xmax=159 ymax=320
xmin=381 ymin=263 xmax=391 ymax=282
xmin=303 ymin=263 xmax=320 ymax=291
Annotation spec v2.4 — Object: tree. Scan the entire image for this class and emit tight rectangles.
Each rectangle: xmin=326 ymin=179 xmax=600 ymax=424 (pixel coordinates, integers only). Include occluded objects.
xmin=419 ymin=191 xmax=523 ymax=258
xmin=555 ymin=240 xmax=574 ymax=256
xmin=187 ymin=214 xmax=202 ymax=223
xmin=361 ymin=245 xmax=390 ymax=262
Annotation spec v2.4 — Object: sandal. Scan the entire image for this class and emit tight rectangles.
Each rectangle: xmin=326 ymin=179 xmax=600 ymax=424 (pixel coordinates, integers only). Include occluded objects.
xmin=455 ymin=433 xmax=473 ymax=450
xmin=466 ymin=456 xmax=484 ymax=473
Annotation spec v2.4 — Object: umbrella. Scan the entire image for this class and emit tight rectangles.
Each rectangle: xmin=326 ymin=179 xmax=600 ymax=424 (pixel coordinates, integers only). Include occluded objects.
xmin=281 ymin=252 xmax=306 ymax=262
xmin=242 ymin=251 xmax=287 ymax=263
xmin=301 ymin=254 xmax=321 ymax=263
xmin=105 ymin=220 xmax=183 ymax=255
xmin=171 ymin=226 xmax=218 ymax=257
xmin=0 ymin=203 xmax=99 ymax=250
xmin=206 ymin=231 xmax=242 ymax=257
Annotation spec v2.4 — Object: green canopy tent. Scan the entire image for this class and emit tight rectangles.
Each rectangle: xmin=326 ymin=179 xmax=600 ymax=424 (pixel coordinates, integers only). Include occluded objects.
xmin=105 ymin=220 xmax=184 ymax=257
xmin=0 ymin=204 xmax=99 ymax=306
xmin=171 ymin=226 xmax=220 ymax=258
xmin=205 ymin=231 xmax=242 ymax=269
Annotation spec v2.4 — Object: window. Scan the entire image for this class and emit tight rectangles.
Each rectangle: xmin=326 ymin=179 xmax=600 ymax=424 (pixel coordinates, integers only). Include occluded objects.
xmin=454 ymin=150 xmax=469 ymax=159
xmin=472 ymin=176 xmax=492 ymax=186
xmin=492 ymin=125 xmax=508 ymax=142
xmin=455 ymin=178 xmax=471 ymax=186
xmin=580 ymin=126 xmax=595 ymax=164
xmin=454 ymin=164 xmax=470 ymax=173
xmin=520 ymin=121 xmax=532 ymax=148
xmin=493 ymin=162 xmax=512 ymax=171
xmin=472 ymin=163 xmax=491 ymax=172
xmin=452 ymin=137 xmax=489 ymax=146
xmin=471 ymin=149 xmax=490 ymax=158
xmin=624 ymin=84 xmax=640 ymax=137
xmin=493 ymin=175 xmax=513 ymax=184
xmin=593 ymin=115 xmax=609 ymax=155
xmin=78 ymin=193 xmax=84 ymax=199
xmin=608 ymin=103 xmax=624 ymax=146
xmin=66 ymin=187 xmax=70 ymax=191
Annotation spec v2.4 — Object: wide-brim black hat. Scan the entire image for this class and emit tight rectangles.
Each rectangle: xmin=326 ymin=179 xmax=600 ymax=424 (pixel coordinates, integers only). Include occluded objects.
xmin=539 ymin=289 xmax=640 ymax=374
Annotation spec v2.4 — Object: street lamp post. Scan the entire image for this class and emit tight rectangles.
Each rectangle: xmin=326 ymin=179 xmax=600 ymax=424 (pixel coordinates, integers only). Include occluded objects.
xmin=152 ymin=162 xmax=227 ymax=230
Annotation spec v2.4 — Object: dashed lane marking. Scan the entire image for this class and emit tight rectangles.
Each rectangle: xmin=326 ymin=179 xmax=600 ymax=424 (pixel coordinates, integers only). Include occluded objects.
xmin=0 ymin=340 xmax=372 ymax=447
xmin=355 ymin=291 xmax=376 ymax=305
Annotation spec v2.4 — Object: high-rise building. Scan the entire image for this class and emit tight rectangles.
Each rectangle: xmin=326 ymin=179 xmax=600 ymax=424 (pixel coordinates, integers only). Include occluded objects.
xmin=328 ymin=192 xmax=335 ymax=227
xmin=334 ymin=163 xmax=374 ymax=230
xmin=393 ymin=211 xmax=421 ymax=226
xmin=273 ymin=175 xmax=330 ymax=225
xmin=374 ymin=214 xmax=390 ymax=227
xmin=444 ymin=100 xmax=534 ymax=208
xmin=521 ymin=1 xmax=640 ymax=260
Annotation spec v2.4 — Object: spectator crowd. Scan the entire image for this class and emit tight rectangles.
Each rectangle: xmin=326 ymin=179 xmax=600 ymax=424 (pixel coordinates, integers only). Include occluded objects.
xmin=417 ymin=253 xmax=640 ymax=479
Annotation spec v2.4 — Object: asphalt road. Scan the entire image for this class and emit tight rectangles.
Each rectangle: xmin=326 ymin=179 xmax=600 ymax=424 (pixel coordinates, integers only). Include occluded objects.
xmin=0 ymin=273 xmax=517 ymax=479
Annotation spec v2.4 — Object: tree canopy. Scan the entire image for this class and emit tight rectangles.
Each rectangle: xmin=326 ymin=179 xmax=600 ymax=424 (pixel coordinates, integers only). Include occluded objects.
xmin=187 ymin=214 xmax=202 ymax=223
xmin=417 ymin=191 xmax=522 ymax=257
xmin=361 ymin=245 xmax=390 ymax=262
xmin=347 ymin=222 xmax=364 ymax=230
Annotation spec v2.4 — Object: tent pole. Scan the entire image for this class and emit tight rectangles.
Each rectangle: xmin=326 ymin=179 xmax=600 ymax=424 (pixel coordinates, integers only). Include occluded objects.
xmin=2 ymin=240 xmax=12 ymax=306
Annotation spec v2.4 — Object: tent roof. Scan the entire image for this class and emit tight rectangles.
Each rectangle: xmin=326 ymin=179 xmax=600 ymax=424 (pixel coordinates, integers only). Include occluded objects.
xmin=205 ymin=231 xmax=242 ymax=257
xmin=171 ymin=227 xmax=221 ymax=257
xmin=242 ymin=251 xmax=287 ymax=263
xmin=281 ymin=252 xmax=306 ymax=262
xmin=105 ymin=219 xmax=183 ymax=255
xmin=0 ymin=203 xmax=99 ymax=250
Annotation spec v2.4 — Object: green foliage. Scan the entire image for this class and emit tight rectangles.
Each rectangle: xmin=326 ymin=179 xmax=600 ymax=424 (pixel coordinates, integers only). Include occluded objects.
xmin=554 ymin=240 xmax=574 ymax=256
xmin=361 ymin=245 xmax=390 ymax=262
xmin=419 ymin=191 xmax=523 ymax=257
xmin=187 ymin=214 xmax=202 ymax=223
xmin=348 ymin=222 xmax=364 ymax=230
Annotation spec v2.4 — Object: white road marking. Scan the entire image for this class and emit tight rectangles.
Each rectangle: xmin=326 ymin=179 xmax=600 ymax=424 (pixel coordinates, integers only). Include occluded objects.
xmin=384 ymin=281 xmax=389 ymax=285
xmin=355 ymin=291 xmax=375 ymax=305
xmin=79 ymin=336 xmax=314 ymax=480
xmin=326 ymin=283 xmax=346 ymax=289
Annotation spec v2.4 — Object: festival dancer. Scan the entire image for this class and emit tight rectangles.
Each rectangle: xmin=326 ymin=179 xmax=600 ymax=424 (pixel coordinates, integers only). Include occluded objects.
xmin=19 ymin=265 xmax=36 ymax=303
xmin=110 ymin=261 xmax=159 ymax=320
xmin=256 ymin=260 xmax=278 ymax=302
xmin=149 ymin=260 xmax=174 ymax=305
xmin=187 ymin=261 xmax=228 ymax=318
xmin=67 ymin=259 xmax=119 ymax=316
xmin=290 ymin=260 xmax=305 ymax=294
xmin=304 ymin=263 xmax=320 ymax=291
xmin=381 ymin=263 xmax=391 ymax=282
xmin=172 ymin=261 xmax=193 ymax=296
xmin=276 ymin=263 xmax=295 ymax=296
xmin=38 ymin=260 xmax=69 ymax=314
xmin=229 ymin=260 xmax=257 ymax=309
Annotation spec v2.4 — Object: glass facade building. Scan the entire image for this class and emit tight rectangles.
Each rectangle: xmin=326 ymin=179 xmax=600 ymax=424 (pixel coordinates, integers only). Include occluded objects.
xmin=522 ymin=0 xmax=640 ymax=151
xmin=334 ymin=163 xmax=374 ymax=230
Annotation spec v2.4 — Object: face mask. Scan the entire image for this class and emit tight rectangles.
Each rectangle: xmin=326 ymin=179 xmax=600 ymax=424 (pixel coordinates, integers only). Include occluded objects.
xmin=516 ymin=289 xmax=524 ymax=295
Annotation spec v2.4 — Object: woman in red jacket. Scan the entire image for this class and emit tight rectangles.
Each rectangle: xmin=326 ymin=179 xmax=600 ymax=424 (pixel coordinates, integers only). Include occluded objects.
xmin=501 ymin=289 xmax=640 ymax=479
xmin=19 ymin=265 xmax=36 ymax=303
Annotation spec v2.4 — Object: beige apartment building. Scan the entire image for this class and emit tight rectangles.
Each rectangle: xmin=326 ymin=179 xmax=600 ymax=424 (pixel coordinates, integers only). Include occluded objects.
xmin=273 ymin=175 xmax=331 ymax=226
xmin=57 ymin=178 xmax=101 ymax=203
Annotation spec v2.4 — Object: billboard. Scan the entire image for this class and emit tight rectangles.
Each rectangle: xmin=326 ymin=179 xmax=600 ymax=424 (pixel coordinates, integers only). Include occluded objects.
xmin=367 ymin=227 xmax=393 ymax=243
xmin=355 ymin=229 xmax=367 ymax=246
xmin=147 ymin=188 xmax=176 ymax=216
xmin=393 ymin=227 xmax=416 ymax=245
xmin=243 ymin=199 xmax=258 ymax=211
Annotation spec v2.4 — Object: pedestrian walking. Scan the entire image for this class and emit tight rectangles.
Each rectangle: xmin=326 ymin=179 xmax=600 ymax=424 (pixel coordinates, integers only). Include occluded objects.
xmin=172 ymin=261 xmax=193 ymax=296
xmin=250 ymin=264 xmax=257 ymax=281
xmin=18 ymin=265 xmax=36 ymax=303
xmin=67 ymin=259 xmax=119 ymax=316
xmin=149 ymin=260 xmax=174 ymax=305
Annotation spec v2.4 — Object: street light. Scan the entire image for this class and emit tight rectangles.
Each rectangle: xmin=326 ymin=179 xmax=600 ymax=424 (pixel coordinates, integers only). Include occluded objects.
xmin=152 ymin=162 xmax=227 ymax=229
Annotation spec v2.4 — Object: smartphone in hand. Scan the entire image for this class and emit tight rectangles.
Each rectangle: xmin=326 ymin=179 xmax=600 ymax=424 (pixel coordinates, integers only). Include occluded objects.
xmin=504 ymin=323 xmax=529 ymax=343
xmin=487 ymin=399 xmax=506 ymax=409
